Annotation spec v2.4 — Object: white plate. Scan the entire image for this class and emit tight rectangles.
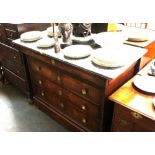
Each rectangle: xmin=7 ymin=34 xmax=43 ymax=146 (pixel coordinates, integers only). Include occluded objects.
xmin=91 ymin=48 xmax=125 ymax=68
xmin=63 ymin=45 xmax=92 ymax=59
xmin=47 ymin=26 xmax=61 ymax=37
xmin=127 ymin=32 xmax=149 ymax=42
xmin=133 ymin=75 xmax=155 ymax=94
xmin=20 ymin=31 xmax=42 ymax=42
xmin=36 ymin=38 xmax=54 ymax=48
xmin=93 ymin=32 xmax=125 ymax=47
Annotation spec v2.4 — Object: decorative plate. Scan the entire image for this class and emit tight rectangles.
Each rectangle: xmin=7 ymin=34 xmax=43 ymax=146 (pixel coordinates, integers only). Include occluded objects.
xmin=20 ymin=31 xmax=42 ymax=42
xmin=133 ymin=75 xmax=155 ymax=94
xmin=63 ymin=45 xmax=92 ymax=59
xmin=91 ymin=48 xmax=125 ymax=68
xmin=36 ymin=38 xmax=54 ymax=48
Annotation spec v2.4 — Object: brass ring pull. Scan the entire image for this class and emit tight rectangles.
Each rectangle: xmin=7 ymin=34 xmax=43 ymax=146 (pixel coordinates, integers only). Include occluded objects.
xmin=51 ymin=59 xmax=55 ymax=65
xmin=41 ymin=92 xmax=45 ymax=96
xmin=13 ymin=56 xmax=17 ymax=59
xmin=36 ymin=66 xmax=41 ymax=71
xmin=81 ymin=105 xmax=86 ymax=110
xmin=131 ymin=112 xmax=142 ymax=119
xmin=81 ymin=89 xmax=87 ymax=95
xmin=58 ymin=90 xmax=62 ymax=96
xmin=60 ymin=103 xmax=64 ymax=108
xmin=82 ymin=118 xmax=87 ymax=124
xmin=57 ymin=76 xmax=61 ymax=82
xmin=38 ymin=80 xmax=42 ymax=85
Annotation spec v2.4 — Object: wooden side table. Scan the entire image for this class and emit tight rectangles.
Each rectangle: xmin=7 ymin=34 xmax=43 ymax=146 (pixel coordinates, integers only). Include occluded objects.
xmin=109 ymin=61 xmax=155 ymax=131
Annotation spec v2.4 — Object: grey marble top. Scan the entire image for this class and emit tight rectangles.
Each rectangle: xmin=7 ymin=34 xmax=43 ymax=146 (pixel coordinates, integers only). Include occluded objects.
xmin=13 ymin=31 xmax=147 ymax=80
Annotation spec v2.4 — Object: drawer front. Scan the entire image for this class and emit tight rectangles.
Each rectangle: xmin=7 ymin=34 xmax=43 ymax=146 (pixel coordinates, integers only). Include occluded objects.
xmin=28 ymin=57 xmax=59 ymax=84
xmin=62 ymin=74 xmax=101 ymax=104
xmin=31 ymin=74 xmax=99 ymax=118
xmin=112 ymin=104 xmax=155 ymax=132
xmin=3 ymin=67 xmax=27 ymax=93
xmin=64 ymin=101 xmax=99 ymax=131
xmin=2 ymin=60 xmax=25 ymax=79
xmin=5 ymin=28 xmax=18 ymax=40
xmin=111 ymin=113 xmax=133 ymax=131
xmin=34 ymin=89 xmax=99 ymax=131
xmin=34 ymin=87 xmax=65 ymax=114
xmin=1 ymin=44 xmax=23 ymax=65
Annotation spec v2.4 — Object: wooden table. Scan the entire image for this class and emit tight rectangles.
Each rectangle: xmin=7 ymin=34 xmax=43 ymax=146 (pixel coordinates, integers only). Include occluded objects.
xmin=109 ymin=60 xmax=155 ymax=131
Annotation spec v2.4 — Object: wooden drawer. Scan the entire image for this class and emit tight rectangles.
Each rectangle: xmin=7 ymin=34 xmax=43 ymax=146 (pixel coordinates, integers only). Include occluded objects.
xmin=112 ymin=104 xmax=155 ymax=132
xmin=62 ymin=74 xmax=101 ymax=104
xmin=28 ymin=57 xmax=60 ymax=84
xmin=3 ymin=67 xmax=27 ymax=93
xmin=111 ymin=112 xmax=133 ymax=131
xmin=64 ymin=100 xmax=99 ymax=131
xmin=5 ymin=28 xmax=18 ymax=40
xmin=1 ymin=44 xmax=23 ymax=65
xmin=34 ymin=88 xmax=65 ymax=114
xmin=31 ymin=73 xmax=99 ymax=118
xmin=33 ymin=97 xmax=88 ymax=131
xmin=2 ymin=60 xmax=25 ymax=79
xmin=28 ymin=57 xmax=101 ymax=104
xmin=34 ymin=93 xmax=99 ymax=131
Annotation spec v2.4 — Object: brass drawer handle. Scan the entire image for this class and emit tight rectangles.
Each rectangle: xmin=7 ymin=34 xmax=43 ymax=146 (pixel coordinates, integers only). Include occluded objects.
xmin=81 ymin=89 xmax=87 ymax=95
xmin=41 ymin=92 xmax=45 ymax=96
xmin=60 ymin=102 xmax=64 ymax=108
xmin=82 ymin=118 xmax=87 ymax=124
xmin=58 ymin=90 xmax=62 ymax=96
xmin=51 ymin=59 xmax=55 ymax=65
xmin=81 ymin=105 xmax=86 ymax=110
xmin=13 ymin=56 xmax=17 ymax=59
xmin=38 ymin=80 xmax=42 ymax=85
xmin=57 ymin=76 xmax=61 ymax=82
xmin=131 ymin=112 xmax=143 ymax=119
xmin=36 ymin=66 xmax=41 ymax=71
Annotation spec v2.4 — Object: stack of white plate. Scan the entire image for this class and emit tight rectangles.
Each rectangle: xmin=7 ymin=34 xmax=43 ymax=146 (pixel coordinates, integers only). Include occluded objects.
xmin=91 ymin=48 xmax=125 ymax=68
xmin=36 ymin=38 xmax=54 ymax=48
xmin=93 ymin=32 xmax=125 ymax=47
xmin=47 ymin=26 xmax=61 ymax=37
xmin=20 ymin=31 xmax=42 ymax=42
xmin=63 ymin=45 xmax=92 ymax=59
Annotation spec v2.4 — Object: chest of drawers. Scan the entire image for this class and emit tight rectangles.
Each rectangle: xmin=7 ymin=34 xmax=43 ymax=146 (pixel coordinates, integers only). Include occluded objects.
xmin=19 ymin=45 xmax=140 ymax=131
xmin=0 ymin=23 xmax=50 ymax=97
xmin=109 ymin=61 xmax=155 ymax=131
